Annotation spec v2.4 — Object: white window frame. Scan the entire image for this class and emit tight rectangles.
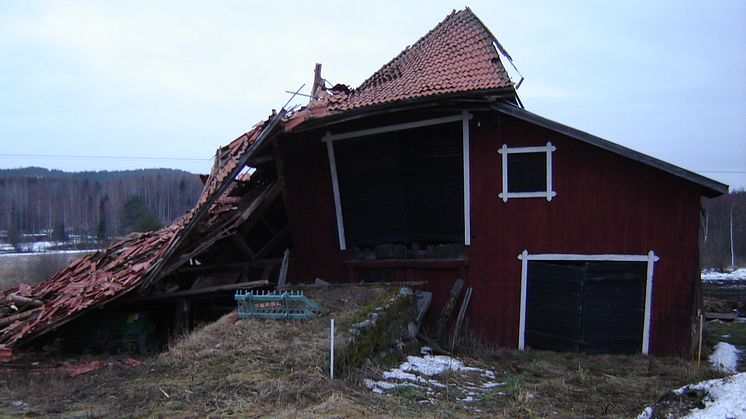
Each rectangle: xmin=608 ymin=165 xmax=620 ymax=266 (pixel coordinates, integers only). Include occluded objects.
xmin=498 ymin=142 xmax=557 ymax=202
xmin=517 ymin=250 xmax=659 ymax=355
xmin=323 ymin=112 xmax=473 ymax=250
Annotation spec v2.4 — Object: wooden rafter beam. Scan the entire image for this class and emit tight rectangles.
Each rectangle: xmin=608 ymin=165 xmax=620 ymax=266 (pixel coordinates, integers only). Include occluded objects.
xmin=231 ymin=235 xmax=256 ymax=261
xmin=175 ymin=258 xmax=282 ymax=275
xmin=237 ymin=181 xmax=284 ymax=236
xmin=255 ymin=225 xmax=290 ymax=259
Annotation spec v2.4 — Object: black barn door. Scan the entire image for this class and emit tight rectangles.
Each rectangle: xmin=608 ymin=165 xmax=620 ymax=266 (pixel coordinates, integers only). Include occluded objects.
xmin=525 ymin=260 xmax=646 ymax=354
xmin=525 ymin=262 xmax=584 ymax=352
xmin=582 ymin=262 xmax=646 ymax=354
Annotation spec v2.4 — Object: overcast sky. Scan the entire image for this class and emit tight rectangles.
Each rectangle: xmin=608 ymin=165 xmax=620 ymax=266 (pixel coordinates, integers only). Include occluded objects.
xmin=1 ymin=1 xmax=744 ymax=190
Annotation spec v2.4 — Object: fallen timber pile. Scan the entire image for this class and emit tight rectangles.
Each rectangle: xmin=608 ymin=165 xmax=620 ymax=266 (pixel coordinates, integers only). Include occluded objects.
xmin=0 ymin=110 xmax=296 ymax=360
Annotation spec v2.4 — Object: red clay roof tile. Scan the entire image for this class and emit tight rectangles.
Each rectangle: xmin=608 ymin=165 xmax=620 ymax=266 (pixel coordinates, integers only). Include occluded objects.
xmin=326 ymin=8 xmax=514 ymax=112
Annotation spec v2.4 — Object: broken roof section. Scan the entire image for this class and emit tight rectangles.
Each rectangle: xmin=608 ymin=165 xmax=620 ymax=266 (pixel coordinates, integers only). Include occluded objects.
xmin=304 ymin=8 xmax=515 ymax=118
xmin=0 ymin=114 xmax=283 ymax=351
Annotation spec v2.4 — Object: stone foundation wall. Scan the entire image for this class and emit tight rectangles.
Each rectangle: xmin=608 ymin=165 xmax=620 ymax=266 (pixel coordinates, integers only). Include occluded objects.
xmin=338 ymin=288 xmax=417 ymax=371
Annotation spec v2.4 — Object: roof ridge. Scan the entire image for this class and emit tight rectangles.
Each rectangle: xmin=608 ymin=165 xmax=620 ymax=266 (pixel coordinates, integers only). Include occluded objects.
xmin=355 ymin=8 xmax=464 ymax=91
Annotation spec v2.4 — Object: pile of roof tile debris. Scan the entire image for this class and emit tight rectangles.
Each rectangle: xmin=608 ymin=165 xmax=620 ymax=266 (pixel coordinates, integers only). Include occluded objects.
xmin=0 ymin=115 xmax=289 ymax=360
xmin=0 ymin=8 xmax=514 ymax=362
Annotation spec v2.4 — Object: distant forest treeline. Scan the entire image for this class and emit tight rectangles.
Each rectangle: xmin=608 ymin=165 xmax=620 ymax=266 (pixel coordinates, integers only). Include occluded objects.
xmin=0 ymin=167 xmax=743 ymax=269
xmin=702 ymin=189 xmax=746 ymax=269
xmin=0 ymin=167 xmax=203 ymax=243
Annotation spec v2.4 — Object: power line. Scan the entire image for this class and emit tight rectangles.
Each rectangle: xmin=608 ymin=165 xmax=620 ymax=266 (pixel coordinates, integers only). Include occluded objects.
xmin=0 ymin=153 xmax=211 ymax=162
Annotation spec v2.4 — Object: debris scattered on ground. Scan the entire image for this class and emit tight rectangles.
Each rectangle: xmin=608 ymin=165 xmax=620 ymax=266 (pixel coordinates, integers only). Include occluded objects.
xmin=66 ymin=357 xmax=141 ymax=378
xmin=363 ymin=348 xmax=503 ymax=404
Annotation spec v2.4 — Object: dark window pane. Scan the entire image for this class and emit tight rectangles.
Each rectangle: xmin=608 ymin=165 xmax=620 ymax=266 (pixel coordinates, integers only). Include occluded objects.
xmin=507 ymin=152 xmax=546 ymax=192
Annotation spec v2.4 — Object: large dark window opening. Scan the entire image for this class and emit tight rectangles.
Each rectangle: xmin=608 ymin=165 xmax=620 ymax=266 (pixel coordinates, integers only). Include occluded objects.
xmin=334 ymin=122 xmax=463 ymax=248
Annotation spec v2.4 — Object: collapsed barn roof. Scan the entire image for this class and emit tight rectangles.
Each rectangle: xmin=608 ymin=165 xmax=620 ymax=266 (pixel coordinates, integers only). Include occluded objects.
xmin=0 ymin=8 xmax=727 ymax=359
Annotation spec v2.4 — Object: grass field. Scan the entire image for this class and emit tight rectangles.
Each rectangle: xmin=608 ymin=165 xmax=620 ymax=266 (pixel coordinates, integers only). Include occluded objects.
xmin=1 ymin=285 xmax=735 ymax=418
xmin=0 ymin=261 xmax=743 ymax=417
xmin=0 ymin=251 xmax=92 ymax=290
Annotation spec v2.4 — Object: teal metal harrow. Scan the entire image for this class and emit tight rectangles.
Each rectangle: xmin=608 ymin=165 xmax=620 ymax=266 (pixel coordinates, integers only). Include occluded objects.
xmin=234 ymin=290 xmax=326 ymax=320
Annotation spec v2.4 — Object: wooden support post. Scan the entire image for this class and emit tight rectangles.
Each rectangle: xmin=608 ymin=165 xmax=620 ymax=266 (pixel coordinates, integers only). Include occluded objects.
xmin=450 ymin=287 xmax=473 ymax=351
xmin=255 ymin=226 xmax=290 ymax=259
xmin=277 ymin=249 xmax=290 ymax=288
xmin=232 ymin=235 xmax=256 ymax=261
xmin=260 ymin=264 xmax=274 ymax=283
xmin=173 ymin=300 xmax=191 ymax=336
xmin=237 ymin=181 xmax=284 ymax=237
xmin=261 ymin=218 xmax=277 ymax=236
xmin=434 ymin=278 xmax=464 ymax=341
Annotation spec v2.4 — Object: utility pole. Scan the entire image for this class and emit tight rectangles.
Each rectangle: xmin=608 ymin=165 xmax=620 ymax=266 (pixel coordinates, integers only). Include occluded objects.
xmin=730 ymin=204 xmax=735 ymax=269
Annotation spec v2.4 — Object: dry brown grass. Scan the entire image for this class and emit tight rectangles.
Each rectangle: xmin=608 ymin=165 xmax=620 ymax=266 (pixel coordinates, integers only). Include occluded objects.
xmin=0 ymin=252 xmax=92 ymax=290
xmin=0 ymin=285 xmax=730 ymax=418
xmin=0 ymin=286 xmax=394 ymax=417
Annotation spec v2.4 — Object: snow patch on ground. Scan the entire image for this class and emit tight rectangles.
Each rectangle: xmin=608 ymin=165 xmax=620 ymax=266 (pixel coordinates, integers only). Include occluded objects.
xmin=638 ymin=373 xmax=746 ymax=419
xmin=702 ymin=268 xmax=746 ymax=282
xmin=679 ymin=373 xmax=746 ymax=419
xmin=364 ymin=352 xmax=504 ymax=405
xmin=0 ymin=249 xmax=93 ymax=258
xmin=709 ymin=342 xmax=740 ymax=373
xmin=637 ymin=406 xmax=653 ymax=419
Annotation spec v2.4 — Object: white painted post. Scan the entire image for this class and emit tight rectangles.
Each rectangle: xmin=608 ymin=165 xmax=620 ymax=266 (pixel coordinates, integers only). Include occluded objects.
xmin=330 ymin=318 xmax=335 ymax=380
xmin=324 ymin=135 xmax=347 ymax=250
xmin=642 ymin=250 xmax=658 ymax=355
xmin=545 ymin=141 xmax=556 ymax=202
xmin=730 ymin=205 xmax=735 ymax=269
xmin=498 ymin=144 xmax=508 ymax=202
xmin=518 ymin=250 xmax=528 ymax=350
xmin=462 ymin=110 xmax=471 ymax=246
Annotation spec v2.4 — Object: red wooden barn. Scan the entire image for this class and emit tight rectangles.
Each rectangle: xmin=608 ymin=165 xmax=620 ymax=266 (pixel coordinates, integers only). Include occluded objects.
xmin=0 ymin=8 xmax=728 ymax=359
xmin=271 ymin=8 xmax=727 ymax=357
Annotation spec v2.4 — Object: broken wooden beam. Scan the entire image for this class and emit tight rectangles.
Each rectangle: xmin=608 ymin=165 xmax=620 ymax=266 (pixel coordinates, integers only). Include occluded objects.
xmin=434 ymin=278 xmax=464 ymax=340
xmin=175 ymin=258 xmax=282 ymax=275
xmin=5 ymin=294 xmax=44 ymax=308
xmin=277 ymin=249 xmax=290 ymax=288
xmin=280 ymin=280 xmax=427 ymax=290
xmin=450 ymin=286 xmax=473 ymax=351
xmin=122 ymin=280 xmax=269 ymax=303
xmin=255 ymin=225 xmax=290 ymax=259
xmin=0 ymin=307 xmax=44 ymax=328
xmin=231 ymin=235 xmax=256 ymax=261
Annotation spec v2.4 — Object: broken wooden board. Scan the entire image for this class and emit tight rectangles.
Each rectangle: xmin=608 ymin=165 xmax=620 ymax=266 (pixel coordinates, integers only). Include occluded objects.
xmin=434 ymin=278 xmax=464 ymax=340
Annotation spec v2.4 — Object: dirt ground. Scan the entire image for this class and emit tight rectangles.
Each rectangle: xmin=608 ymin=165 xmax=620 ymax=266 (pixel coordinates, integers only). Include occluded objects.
xmin=0 ymin=283 xmax=734 ymax=418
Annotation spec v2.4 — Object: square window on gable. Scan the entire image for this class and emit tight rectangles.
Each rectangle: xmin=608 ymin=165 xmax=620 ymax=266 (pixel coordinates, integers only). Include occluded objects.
xmin=498 ymin=142 xmax=557 ymax=202
xmin=507 ymin=152 xmax=547 ymax=192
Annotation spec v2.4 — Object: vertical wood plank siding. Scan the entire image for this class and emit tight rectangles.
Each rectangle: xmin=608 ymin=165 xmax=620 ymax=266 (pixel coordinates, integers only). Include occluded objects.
xmin=279 ymin=111 xmax=702 ymax=357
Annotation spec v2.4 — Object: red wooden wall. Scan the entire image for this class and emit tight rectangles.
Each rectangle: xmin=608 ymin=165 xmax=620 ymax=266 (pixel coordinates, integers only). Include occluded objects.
xmin=279 ymin=110 xmax=702 ymax=357
xmin=468 ymin=112 xmax=701 ymax=357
